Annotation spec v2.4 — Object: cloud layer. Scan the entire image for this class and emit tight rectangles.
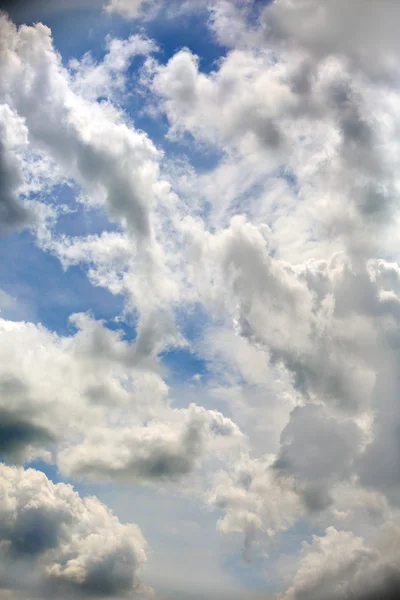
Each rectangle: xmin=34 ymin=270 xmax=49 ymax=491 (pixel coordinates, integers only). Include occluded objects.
xmin=2 ymin=1 xmax=400 ymax=599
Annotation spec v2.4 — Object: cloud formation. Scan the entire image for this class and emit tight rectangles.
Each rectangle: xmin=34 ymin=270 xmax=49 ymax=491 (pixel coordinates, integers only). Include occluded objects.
xmin=2 ymin=1 xmax=400 ymax=599
xmin=0 ymin=313 xmax=243 ymax=485
xmin=0 ymin=463 xmax=147 ymax=598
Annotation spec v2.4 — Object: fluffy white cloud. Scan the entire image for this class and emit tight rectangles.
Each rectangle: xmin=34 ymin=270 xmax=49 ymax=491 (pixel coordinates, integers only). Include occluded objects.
xmin=0 ymin=11 xmax=191 ymax=358
xmin=0 ymin=463 xmax=148 ymax=598
xmin=0 ymin=313 xmax=243 ymax=485
xmin=0 ymin=14 xmax=158 ymax=237
xmin=282 ymin=524 xmax=400 ymax=600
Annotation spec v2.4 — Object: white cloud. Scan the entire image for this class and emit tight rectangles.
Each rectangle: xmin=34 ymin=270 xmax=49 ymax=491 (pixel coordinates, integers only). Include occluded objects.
xmin=281 ymin=524 xmax=400 ymax=600
xmin=207 ymin=453 xmax=302 ymax=558
xmin=0 ymin=463 xmax=148 ymax=598
xmin=0 ymin=12 xmax=190 ymax=357
xmin=0 ymin=313 xmax=243 ymax=485
xmin=69 ymin=33 xmax=157 ymax=102
xmin=0 ymin=11 xmax=172 ymax=241
xmin=146 ymin=16 xmax=400 ymax=264
xmin=58 ymin=403 xmax=242 ymax=483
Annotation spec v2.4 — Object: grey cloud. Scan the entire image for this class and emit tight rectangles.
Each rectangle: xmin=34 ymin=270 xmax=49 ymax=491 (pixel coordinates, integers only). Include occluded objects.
xmin=58 ymin=404 xmax=241 ymax=483
xmin=262 ymin=0 xmax=400 ymax=81
xmin=0 ymin=0 xmax=104 ymax=21
xmin=273 ymin=404 xmax=362 ymax=512
xmin=104 ymin=0 xmax=154 ymax=19
xmin=6 ymin=507 xmax=62 ymax=558
xmin=214 ymin=222 xmax=376 ymax=413
xmin=356 ymin=574 xmax=400 ymax=600
xmin=0 ymin=409 xmax=53 ymax=457
xmin=0 ymin=137 xmax=34 ymax=234
xmin=357 ymin=361 xmax=400 ymax=505
xmin=151 ymin=27 xmax=396 ymax=265
xmin=0 ymin=377 xmax=54 ymax=460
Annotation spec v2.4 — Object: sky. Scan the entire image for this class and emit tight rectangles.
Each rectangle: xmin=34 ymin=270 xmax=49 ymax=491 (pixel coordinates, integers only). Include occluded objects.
xmin=1 ymin=0 xmax=400 ymax=599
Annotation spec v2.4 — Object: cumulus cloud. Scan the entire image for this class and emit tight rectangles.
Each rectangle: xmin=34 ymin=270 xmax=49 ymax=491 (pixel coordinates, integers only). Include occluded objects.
xmin=0 ymin=12 xmax=171 ymax=240
xmin=0 ymin=463 xmax=147 ymax=598
xmin=282 ymin=524 xmax=400 ymax=600
xmin=0 ymin=10 xmax=190 ymax=358
xmin=149 ymin=47 xmax=288 ymax=153
xmin=146 ymin=4 xmax=400 ymax=264
xmin=58 ymin=403 xmax=242 ymax=482
xmin=273 ymin=404 xmax=363 ymax=512
xmin=0 ymin=313 xmax=243 ymax=484
xmin=180 ymin=216 xmax=382 ymax=413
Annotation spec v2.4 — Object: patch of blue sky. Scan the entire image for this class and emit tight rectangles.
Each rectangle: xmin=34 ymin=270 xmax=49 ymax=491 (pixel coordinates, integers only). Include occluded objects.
xmin=160 ymin=347 xmax=208 ymax=386
xmin=128 ymin=3 xmax=225 ymax=74
xmin=0 ymin=230 xmax=124 ymax=335
xmin=158 ymin=303 xmax=211 ymax=386
xmin=175 ymin=301 xmax=211 ymax=342
xmin=278 ymin=165 xmax=298 ymax=193
xmin=131 ymin=106 xmax=223 ymax=175
xmin=246 ymin=0 xmax=275 ymax=27
xmin=7 ymin=0 xmax=228 ymax=73
xmin=222 ymin=548 xmax=275 ymax=593
xmin=121 ymin=80 xmax=223 ymax=176
xmin=100 ymin=314 xmax=138 ymax=342
xmin=6 ymin=1 xmax=109 ymax=66
xmin=164 ymin=134 xmax=223 ymax=175
xmin=47 ymin=183 xmax=119 ymax=238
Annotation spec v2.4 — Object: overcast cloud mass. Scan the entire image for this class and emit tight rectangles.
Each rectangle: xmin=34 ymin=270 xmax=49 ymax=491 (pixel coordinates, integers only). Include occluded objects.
xmin=1 ymin=0 xmax=400 ymax=598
